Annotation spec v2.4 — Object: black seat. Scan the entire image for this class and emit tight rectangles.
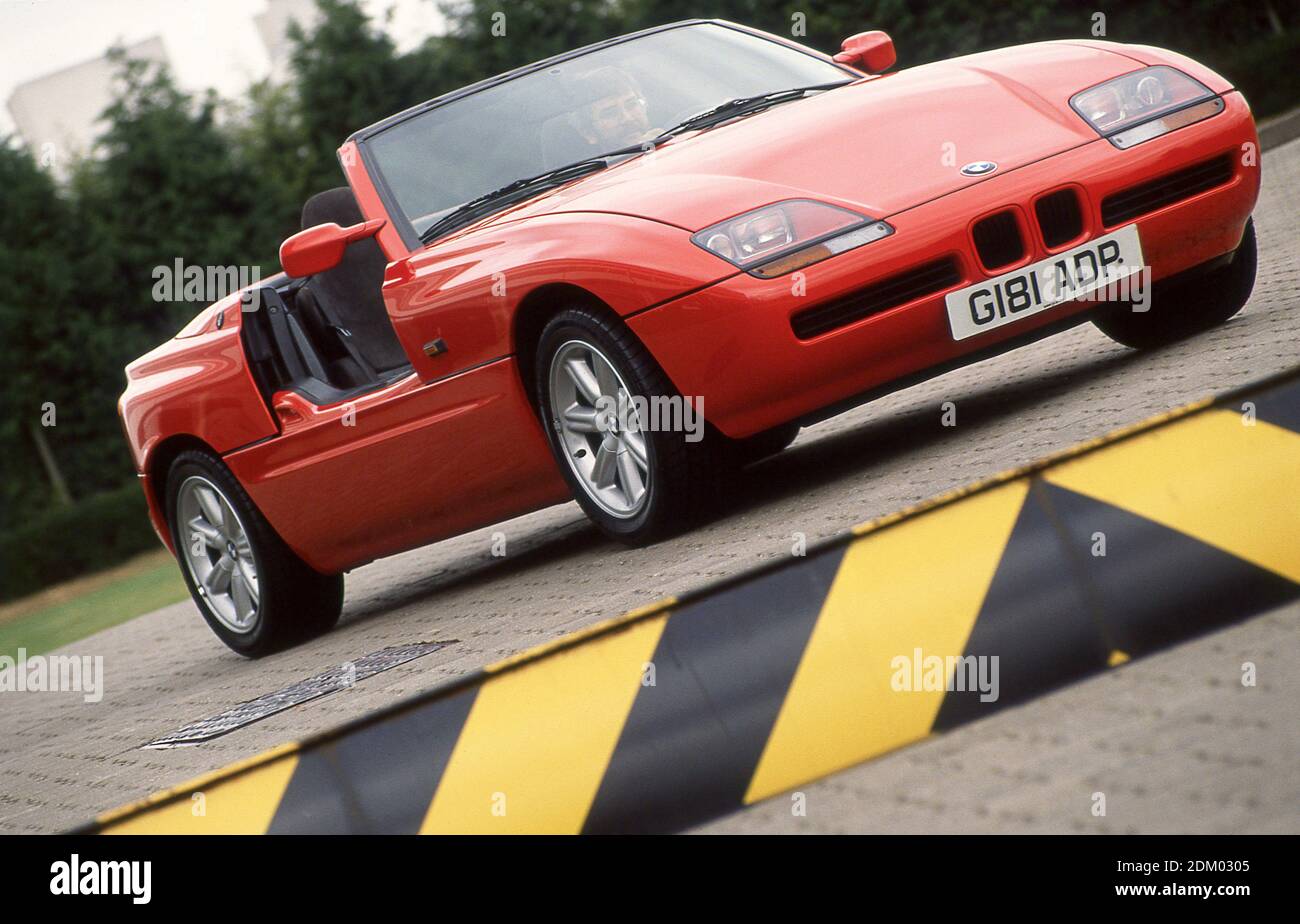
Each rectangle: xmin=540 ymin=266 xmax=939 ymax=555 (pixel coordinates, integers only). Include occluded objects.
xmin=299 ymin=187 xmax=410 ymax=375
xmin=293 ymin=284 xmax=367 ymax=387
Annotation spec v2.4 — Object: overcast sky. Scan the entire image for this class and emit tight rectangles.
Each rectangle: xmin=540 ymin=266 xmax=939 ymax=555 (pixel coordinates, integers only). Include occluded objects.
xmin=0 ymin=0 xmax=444 ymax=133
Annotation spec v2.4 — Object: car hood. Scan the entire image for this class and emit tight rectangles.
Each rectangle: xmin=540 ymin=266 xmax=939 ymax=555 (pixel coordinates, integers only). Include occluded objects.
xmin=498 ymin=41 xmax=1140 ymax=231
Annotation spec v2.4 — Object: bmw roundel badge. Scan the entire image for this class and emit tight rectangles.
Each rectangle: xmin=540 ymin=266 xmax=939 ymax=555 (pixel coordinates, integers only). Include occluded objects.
xmin=960 ymin=160 xmax=998 ymax=176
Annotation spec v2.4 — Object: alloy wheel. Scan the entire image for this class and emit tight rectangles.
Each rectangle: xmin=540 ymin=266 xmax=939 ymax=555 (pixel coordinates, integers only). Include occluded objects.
xmin=176 ymin=475 xmax=261 ymax=634
xmin=547 ymin=339 xmax=651 ymax=518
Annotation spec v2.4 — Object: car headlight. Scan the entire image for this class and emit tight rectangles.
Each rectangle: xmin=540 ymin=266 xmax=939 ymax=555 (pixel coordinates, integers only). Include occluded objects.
xmin=692 ymin=200 xmax=893 ymax=278
xmin=1070 ymin=66 xmax=1223 ymax=149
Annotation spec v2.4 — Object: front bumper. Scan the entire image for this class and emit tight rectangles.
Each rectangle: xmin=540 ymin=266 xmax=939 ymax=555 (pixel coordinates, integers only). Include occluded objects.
xmin=628 ymin=91 xmax=1259 ymax=439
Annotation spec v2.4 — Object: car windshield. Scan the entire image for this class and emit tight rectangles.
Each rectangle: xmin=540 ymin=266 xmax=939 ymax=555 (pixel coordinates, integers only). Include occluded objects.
xmin=363 ymin=23 xmax=852 ymax=240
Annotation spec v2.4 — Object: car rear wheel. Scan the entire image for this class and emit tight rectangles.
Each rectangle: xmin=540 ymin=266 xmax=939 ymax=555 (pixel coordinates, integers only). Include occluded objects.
xmin=165 ymin=449 xmax=343 ymax=657
xmin=1092 ymin=218 xmax=1256 ymax=350
xmin=537 ymin=306 xmax=724 ymax=544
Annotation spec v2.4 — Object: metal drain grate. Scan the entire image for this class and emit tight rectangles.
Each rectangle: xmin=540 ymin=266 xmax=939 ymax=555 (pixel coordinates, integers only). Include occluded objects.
xmin=142 ymin=641 xmax=449 ymax=749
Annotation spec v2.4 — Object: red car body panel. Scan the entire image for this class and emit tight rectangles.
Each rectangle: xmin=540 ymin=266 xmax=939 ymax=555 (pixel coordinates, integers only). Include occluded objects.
xmin=223 ymin=359 xmax=569 ymax=573
xmin=380 ymin=212 xmax=735 ymax=385
xmin=118 ymin=22 xmax=1260 ymax=576
xmin=341 ymin=138 xmax=409 ymax=263
xmin=494 ymin=42 xmax=1140 ymax=231
xmin=118 ymin=291 xmax=280 ymax=552
xmin=629 ymin=91 xmax=1258 ymax=438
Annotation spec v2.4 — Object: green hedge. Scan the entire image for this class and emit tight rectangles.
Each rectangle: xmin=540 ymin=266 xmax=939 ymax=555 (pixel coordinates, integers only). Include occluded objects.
xmin=0 ymin=482 xmax=163 ymax=603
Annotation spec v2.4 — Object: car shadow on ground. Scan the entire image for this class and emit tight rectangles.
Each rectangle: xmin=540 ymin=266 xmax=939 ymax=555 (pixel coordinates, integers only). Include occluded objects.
xmin=336 ymin=515 xmax=602 ymax=625
xmin=334 ymin=338 xmax=1150 ymax=630
xmin=722 ymin=340 xmax=1151 ymax=513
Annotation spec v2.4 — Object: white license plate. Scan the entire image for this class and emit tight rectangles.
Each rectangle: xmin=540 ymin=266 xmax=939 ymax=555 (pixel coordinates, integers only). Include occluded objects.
xmin=945 ymin=224 xmax=1144 ymax=341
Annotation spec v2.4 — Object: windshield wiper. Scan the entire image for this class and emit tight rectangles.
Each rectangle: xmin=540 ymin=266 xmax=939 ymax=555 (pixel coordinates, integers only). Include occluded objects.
xmin=418 ymin=81 xmax=851 ymax=245
xmin=420 ymin=157 xmax=615 ymax=243
xmin=655 ymin=80 xmax=853 ymax=140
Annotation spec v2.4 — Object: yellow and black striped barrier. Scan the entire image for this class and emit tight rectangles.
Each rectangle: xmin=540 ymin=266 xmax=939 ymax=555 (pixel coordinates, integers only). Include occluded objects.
xmin=83 ymin=369 xmax=1300 ymax=834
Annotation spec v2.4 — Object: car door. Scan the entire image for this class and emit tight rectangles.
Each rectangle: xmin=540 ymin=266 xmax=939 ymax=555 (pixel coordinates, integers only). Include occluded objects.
xmin=223 ymin=173 xmax=567 ymax=575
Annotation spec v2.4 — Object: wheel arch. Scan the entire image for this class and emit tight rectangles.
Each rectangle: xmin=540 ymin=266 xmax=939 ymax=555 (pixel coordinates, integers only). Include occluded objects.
xmin=513 ymin=283 xmax=623 ymax=412
xmin=512 ymin=282 xmax=719 ymax=440
xmin=145 ymin=434 xmax=224 ymax=553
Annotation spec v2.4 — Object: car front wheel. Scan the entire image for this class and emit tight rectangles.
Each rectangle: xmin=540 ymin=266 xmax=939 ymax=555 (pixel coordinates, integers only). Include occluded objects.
xmin=165 ymin=449 xmax=343 ymax=656
xmin=1092 ymin=218 xmax=1256 ymax=349
xmin=536 ymin=306 xmax=723 ymax=544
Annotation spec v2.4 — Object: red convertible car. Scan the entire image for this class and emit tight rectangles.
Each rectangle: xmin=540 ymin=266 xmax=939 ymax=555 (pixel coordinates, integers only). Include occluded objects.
xmin=119 ymin=20 xmax=1260 ymax=654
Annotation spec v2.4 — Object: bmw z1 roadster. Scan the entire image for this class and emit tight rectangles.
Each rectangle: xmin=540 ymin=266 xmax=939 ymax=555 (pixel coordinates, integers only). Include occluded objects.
xmin=119 ymin=20 xmax=1260 ymax=654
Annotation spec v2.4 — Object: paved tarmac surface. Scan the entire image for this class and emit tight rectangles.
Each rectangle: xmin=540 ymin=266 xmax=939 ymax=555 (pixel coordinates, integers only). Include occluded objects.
xmin=2 ymin=138 xmax=1297 ymax=835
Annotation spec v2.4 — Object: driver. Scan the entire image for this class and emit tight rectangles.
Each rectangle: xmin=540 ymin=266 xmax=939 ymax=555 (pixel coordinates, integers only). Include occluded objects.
xmin=569 ymin=66 xmax=662 ymax=150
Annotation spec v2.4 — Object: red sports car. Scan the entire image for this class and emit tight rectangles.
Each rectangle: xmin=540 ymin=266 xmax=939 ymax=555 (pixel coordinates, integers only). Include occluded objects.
xmin=119 ymin=19 xmax=1260 ymax=655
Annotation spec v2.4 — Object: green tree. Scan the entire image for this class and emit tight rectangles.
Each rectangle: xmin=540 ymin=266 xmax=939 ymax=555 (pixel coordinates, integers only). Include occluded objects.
xmin=0 ymin=142 xmax=96 ymax=520
xmin=288 ymin=0 xmax=441 ymax=196
xmin=71 ymin=51 xmax=265 ymax=337
xmin=224 ymin=78 xmax=318 ymax=253
xmin=434 ymin=0 xmax=630 ymax=77
xmin=47 ymin=51 xmax=272 ymax=502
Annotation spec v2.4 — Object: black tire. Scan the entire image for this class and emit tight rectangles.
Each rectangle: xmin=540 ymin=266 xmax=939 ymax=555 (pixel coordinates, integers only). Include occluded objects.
xmin=165 ymin=449 xmax=343 ymax=657
xmin=535 ymin=305 xmax=725 ymax=544
xmin=1092 ymin=218 xmax=1256 ymax=349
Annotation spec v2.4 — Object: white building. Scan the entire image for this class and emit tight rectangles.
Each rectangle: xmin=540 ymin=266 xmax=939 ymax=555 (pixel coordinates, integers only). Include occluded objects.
xmin=5 ymin=35 xmax=169 ymax=175
xmin=3 ymin=0 xmax=442 ymax=177
xmin=254 ymin=0 xmax=322 ymax=85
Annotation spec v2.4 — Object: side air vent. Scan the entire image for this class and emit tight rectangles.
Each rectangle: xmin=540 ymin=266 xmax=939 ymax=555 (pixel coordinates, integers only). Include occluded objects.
xmin=971 ymin=211 xmax=1024 ymax=270
xmin=791 ymin=258 xmax=962 ymax=340
xmin=1101 ymin=154 xmax=1234 ymax=227
xmin=1034 ymin=188 xmax=1084 ymax=248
